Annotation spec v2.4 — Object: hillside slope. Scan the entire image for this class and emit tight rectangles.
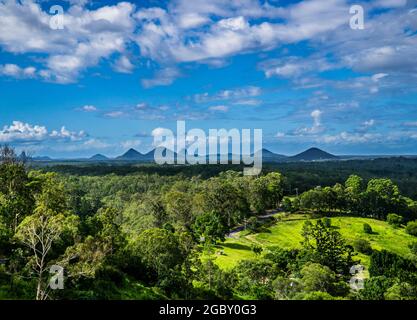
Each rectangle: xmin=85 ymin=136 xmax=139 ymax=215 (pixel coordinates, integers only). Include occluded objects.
xmin=214 ymin=215 xmax=416 ymax=270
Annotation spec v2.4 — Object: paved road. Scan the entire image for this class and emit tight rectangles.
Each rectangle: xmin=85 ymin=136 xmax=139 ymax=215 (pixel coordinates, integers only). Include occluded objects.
xmin=226 ymin=209 xmax=281 ymax=238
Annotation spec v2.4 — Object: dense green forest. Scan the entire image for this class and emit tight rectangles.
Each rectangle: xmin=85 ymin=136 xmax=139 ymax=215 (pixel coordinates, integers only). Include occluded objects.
xmin=1 ymin=145 xmax=417 ymax=300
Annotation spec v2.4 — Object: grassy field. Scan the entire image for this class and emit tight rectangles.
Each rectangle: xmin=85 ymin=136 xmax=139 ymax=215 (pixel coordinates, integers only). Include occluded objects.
xmin=213 ymin=214 xmax=416 ymax=271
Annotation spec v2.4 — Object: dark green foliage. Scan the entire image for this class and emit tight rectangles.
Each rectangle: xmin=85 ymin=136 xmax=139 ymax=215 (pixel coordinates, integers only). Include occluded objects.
xmin=193 ymin=211 xmax=228 ymax=243
xmin=263 ymin=247 xmax=299 ymax=272
xmin=251 ymin=244 xmax=263 ymax=256
xmin=405 ymin=221 xmax=417 ymax=236
xmin=353 ymin=239 xmax=373 ymax=255
xmin=301 ymin=220 xmax=354 ymax=275
xmin=409 ymin=242 xmax=417 ymax=255
xmin=386 ymin=213 xmax=403 ymax=227
xmin=322 ymin=217 xmax=331 ymax=228
xmin=233 ymin=259 xmax=280 ymax=299
xmin=363 ymin=223 xmax=373 ymax=234
xmin=358 ymin=276 xmax=393 ymax=300
xmin=369 ymin=250 xmax=417 ymax=283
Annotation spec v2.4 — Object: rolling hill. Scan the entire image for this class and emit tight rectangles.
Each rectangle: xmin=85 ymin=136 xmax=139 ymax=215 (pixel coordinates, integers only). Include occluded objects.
xmin=213 ymin=214 xmax=416 ymax=271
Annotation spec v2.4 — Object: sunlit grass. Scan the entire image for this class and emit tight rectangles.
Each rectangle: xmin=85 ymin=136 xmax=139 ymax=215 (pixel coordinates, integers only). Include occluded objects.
xmin=214 ymin=214 xmax=416 ymax=270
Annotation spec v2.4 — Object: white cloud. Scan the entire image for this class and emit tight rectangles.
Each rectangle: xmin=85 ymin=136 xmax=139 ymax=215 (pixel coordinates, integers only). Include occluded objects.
xmin=113 ymin=55 xmax=135 ymax=73
xmin=193 ymin=86 xmax=261 ymax=103
xmin=209 ymin=105 xmax=228 ymax=112
xmin=362 ymin=119 xmax=376 ymax=128
xmin=0 ymin=64 xmax=37 ymax=78
xmin=121 ymin=139 xmax=141 ymax=149
xmin=141 ymin=67 xmax=180 ymax=88
xmin=0 ymin=121 xmax=86 ymax=143
xmin=0 ymin=121 xmax=48 ymax=143
xmin=261 ymin=56 xmax=333 ymax=79
xmin=82 ymin=105 xmax=97 ymax=112
xmin=134 ymin=0 xmax=348 ymax=65
xmin=104 ymin=111 xmax=125 ymax=118
xmin=0 ymin=1 xmax=136 ymax=83
xmin=233 ymin=99 xmax=262 ymax=106
xmin=319 ymin=132 xmax=382 ymax=144
xmin=50 ymin=126 xmax=86 ymax=141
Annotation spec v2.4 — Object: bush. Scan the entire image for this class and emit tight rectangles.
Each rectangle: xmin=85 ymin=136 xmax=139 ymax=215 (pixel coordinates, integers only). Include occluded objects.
xmin=322 ymin=218 xmax=331 ymax=228
xmin=387 ymin=214 xmax=403 ymax=227
xmin=406 ymin=221 xmax=417 ymax=237
xmin=353 ymin=239 xmax=373 ymax=255
xmin=246 ymin=216 xmax=259 ymax=232
xmin=363 ymin=223 xmax=373 ymax=234
xmin=295 ymin=291 xmax=336 ymax=300
xmin=408 ymin=242 xmax=417 ymax=255
xmin=251 ymin=244 xmax=263 ymax=256
xmin=281 ymin=197 xmax=293 ymax=212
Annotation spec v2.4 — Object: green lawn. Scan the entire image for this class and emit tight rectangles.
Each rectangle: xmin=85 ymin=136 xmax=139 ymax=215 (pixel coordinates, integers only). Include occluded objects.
xmin=213 ymin=214 xmax=416 ymax=270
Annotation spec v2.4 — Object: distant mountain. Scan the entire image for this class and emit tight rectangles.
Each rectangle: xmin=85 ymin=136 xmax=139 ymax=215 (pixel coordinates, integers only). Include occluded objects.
xmin=114 ymin=148 xmax=287 ymax=163
xmin=89 ymin=154 xmax=109 ymax=161
xmin=259 ymin=148 xmax=287 ymax=162
xmin=289 ymin=147 xmax=338 ymax=161
xmin=116 ymin=148 xmax=143 ymax=160
xmin=33 ymin=156 xmax=52 ymax=161
xmin=18 ymin=152 xmax=29 ymax=161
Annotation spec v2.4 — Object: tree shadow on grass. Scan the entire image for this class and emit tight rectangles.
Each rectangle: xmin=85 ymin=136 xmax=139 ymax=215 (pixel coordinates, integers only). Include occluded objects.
xmin=221 ymin=243 xmax=252 ymax=251
xmin=256 ymin=227 xmax=272 ymax=234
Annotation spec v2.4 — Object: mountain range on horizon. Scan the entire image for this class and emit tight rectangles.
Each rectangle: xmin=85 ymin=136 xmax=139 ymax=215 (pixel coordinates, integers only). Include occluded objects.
xmin=21 ymin=147 xmax=417 ymax=164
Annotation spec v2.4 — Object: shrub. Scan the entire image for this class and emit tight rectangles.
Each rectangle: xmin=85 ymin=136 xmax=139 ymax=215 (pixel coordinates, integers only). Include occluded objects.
xmin=405 ymin=221 xmax=417 ymax=237
xmin=295 ymin=291 xmax=336 ymax=300
xmin=387 ymin=213 xmax=403 ymax=227
xmin=281 ymin=197 xmax=293 ymax=212
xmin=363 ymin=223 xmax=373 ymax=234
xmin=251 ymin=244 xmax=263 ymax=256
xmin=246 ymin=216 xmax=259 ymax=232
xmin=353 ymin=239 xmax=373 ymax=255
xmin=408 ymin=242 xmax=417 ymax=255
xmin=322 ymin=217 xmax=331 ymax=228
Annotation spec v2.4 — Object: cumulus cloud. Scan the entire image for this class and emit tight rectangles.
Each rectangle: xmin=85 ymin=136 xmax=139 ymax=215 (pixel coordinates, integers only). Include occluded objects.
xmin=0 ymin=121 xmax=48 ymax=143
xmin=0 ymin=1 xmax=136 ymax=83
xmin=0 ymin=121 xmax=86 ymax=143
xmin=294 ymin=109 xmax=324 ymax=135
xmin=50 ymin=126 xmax=86 ymax=141
xmin=0 ymin=64 xmax=37 ymax=78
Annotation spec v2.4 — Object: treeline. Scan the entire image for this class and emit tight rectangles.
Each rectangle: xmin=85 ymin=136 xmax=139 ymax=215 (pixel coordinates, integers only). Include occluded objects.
xmin=40 ymin=157 xmax=417 ymax=199
xmin=283 ymin=174 xmax=417 ymax=222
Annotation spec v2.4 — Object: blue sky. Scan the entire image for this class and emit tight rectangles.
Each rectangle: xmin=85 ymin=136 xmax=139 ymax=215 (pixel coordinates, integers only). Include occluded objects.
xmin=1 ymin=0 xmax=417 ymax=157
